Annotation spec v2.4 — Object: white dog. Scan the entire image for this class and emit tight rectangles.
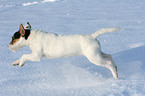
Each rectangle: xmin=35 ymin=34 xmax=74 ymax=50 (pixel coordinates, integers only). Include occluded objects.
xmin=9 ymin=22 xmax=120 ymax=79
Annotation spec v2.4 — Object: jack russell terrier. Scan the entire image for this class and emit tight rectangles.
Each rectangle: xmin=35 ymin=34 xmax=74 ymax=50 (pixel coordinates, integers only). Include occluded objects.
xmin=9 ymin=22 xmax=120 ymax=79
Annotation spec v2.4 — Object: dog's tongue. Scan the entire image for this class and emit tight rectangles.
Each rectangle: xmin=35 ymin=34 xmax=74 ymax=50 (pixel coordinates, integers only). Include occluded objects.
xmin=24 ymin=23 xmax=31 ymax=30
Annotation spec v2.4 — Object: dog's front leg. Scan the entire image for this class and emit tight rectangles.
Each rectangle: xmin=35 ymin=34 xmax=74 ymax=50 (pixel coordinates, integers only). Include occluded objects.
xmin=13 ymin=53 xmax=42 ymax=67
xmin=20 ymin=53 xmax=42 ymax=67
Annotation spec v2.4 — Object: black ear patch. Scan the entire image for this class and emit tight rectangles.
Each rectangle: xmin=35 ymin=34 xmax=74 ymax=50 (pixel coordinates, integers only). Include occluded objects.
xmin=14 ymin=31 xmax=21 ymax=39
xmin=13 ymin=30 xmax=30 ymax=40
xmin=24 ymin=29 xmax=30 ymax=40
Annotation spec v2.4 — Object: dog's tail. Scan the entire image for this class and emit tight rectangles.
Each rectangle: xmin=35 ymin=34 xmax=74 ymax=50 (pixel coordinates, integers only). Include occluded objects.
xmin=92 ymin=27 xmax=121 ymax=38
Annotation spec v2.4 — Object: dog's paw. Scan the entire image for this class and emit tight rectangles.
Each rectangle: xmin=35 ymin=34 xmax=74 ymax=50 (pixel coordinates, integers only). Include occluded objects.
xmin=13 ymin=63 xmax=19 ymax=66
xmin=115 ymin=66 xmax=118 ymax=79
xmin=19 ymin=60 xmax=25 ymax=67
xmin=12 ymin=60 xmax=20 ymax=66
xmin=19 ymin=63 xmax=24 ymax=67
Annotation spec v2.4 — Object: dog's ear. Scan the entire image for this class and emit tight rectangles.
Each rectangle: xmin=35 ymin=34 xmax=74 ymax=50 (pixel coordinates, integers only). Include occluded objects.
xmin=19 ymin=24 xmax=25 ymax=37
xmin=27 ymin=22 xmax=31 ymax=29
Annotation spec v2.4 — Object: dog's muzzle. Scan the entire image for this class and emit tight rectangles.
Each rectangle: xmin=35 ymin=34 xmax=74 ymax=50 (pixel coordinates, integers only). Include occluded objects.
xmin=8 ymin=44 xmax=18 ymax=52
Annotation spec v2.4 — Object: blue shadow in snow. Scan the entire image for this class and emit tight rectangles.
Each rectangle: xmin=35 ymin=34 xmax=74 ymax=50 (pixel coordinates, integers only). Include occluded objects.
xmin=113 ymin=45 xmax=145 ymax=79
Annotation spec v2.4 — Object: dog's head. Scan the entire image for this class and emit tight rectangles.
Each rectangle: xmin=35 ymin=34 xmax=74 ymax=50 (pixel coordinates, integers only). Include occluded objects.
xmin=9 ymin=22 xmax=31 ymax=52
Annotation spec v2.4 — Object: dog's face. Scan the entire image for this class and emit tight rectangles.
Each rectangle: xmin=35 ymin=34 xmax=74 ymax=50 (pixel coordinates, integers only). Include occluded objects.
xmin=9 ymin=24 xmax=30 ymax=52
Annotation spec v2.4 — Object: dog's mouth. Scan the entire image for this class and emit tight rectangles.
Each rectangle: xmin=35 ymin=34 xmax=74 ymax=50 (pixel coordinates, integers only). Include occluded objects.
xmin=8 ymin=44 xmax=18 ymax=52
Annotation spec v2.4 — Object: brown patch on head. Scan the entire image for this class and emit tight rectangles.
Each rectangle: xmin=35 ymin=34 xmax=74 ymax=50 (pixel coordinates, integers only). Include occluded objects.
xmin=9 ymin=31 xmax=21 ymax=45
xmin=9 ymin=23 xmax=30 ymax=45
xmin=10 ymin=37 xmax=20 ymax=45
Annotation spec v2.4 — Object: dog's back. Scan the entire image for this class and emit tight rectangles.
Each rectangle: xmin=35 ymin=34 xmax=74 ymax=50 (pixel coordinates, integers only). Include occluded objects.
xmin=29 ymin=30 xmax=101 ymax=58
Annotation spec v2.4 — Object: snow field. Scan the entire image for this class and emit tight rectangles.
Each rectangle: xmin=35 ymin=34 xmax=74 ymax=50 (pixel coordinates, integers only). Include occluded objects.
xmin=0 ymin=0 xmax=145 ymax=96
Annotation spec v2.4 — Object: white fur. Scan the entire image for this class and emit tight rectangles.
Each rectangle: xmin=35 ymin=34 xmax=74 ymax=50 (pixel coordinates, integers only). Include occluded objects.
xmin=9 ymin=27 xmax=120 ymax=79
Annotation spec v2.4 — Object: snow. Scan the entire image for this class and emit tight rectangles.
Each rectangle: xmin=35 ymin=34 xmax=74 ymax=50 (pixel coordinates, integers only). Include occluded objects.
xmin=42 ymin=0 xmax=59 ymax=3
xmin=0 ymin=0 xmax=145 ymax=96
xmin=23 ymin=2 xmax=39 ymax=6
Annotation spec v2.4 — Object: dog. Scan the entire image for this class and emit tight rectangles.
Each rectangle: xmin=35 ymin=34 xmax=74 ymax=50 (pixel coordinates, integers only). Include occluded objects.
xmin=8 ymin=22 xmax=120 ymax=79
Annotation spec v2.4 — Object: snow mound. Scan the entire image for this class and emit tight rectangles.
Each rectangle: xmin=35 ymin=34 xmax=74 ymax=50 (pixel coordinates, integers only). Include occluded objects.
xmin=23 ymin=2 xmax=38 ymax=6
xmin=128 ymin=42 xmax=145 ymax=49
xmin=41 ymin=0 xmax=59 ymax=3
xmin=114 ymin=45 xmax=145 ymax=80
xmin=22 ymin=0 xmax=65 ymax=6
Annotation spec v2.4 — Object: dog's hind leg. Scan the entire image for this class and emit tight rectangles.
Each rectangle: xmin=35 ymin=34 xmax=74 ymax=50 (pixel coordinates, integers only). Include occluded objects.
xmin=102 ymin=52 xmax=118 ymax=79
xmin=81 ymin=38 xmax=118 ymax=79
xmin=84 ymin=50 xmax=118 ymax=79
